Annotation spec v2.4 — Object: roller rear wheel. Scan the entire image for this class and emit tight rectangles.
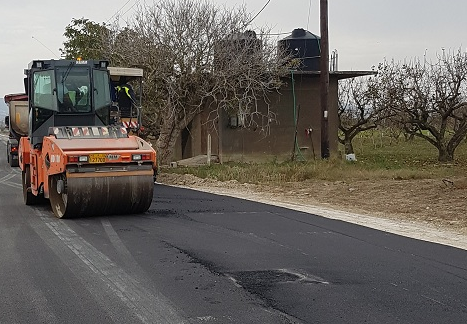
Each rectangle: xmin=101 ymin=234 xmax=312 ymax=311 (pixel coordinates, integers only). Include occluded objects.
xmin=22 ymin=166 xmax=42 ymax=205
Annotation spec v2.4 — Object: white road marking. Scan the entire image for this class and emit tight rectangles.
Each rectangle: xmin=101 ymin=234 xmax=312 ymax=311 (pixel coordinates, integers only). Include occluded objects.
xmin=33 ymin=211 xmax=186 ymax=324
xmin=0 ymin=173 xmax=22 ymax=189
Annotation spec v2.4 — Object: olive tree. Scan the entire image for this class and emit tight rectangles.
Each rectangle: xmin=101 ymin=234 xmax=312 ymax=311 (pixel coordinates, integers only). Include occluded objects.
xmin=378 ymin=50 xmax=467 ymax=162
xmin=337 ymin=76 xmax=390 ymax=155
xmin=60 ymin=18 xmax=110 ymax=60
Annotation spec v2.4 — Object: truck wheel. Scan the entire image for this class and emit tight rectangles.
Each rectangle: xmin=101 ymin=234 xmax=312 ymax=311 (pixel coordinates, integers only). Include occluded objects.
xmin=22 ymin=166 xmax=41 ymax=205
xmin=9 ymin=154 xmax=18 ymax=167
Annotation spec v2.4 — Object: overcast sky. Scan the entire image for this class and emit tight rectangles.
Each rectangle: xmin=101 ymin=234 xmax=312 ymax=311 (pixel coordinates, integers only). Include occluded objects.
xmin=1 ymin=0 xmax=466 ymax=105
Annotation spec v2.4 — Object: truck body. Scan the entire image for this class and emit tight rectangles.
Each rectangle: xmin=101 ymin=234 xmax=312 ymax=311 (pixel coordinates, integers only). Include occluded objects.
xmin=4 ymin=93 xmax=28 ymax=167
xmin=18 ymin=59 xmax=156 ymax=218
xmin=108 ymin=66 xmax=144 ymax=135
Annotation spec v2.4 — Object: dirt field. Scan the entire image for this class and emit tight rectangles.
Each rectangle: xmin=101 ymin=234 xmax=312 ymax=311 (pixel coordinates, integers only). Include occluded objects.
xmin=158 ymin=173 xmax=467 ymax=251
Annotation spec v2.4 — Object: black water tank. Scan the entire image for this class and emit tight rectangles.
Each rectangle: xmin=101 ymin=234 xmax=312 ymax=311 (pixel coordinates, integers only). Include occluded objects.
xmin=279 ymin=28 xmax=321 ymax=71
xmin=215 ymin=30 xmax=262 ymax=68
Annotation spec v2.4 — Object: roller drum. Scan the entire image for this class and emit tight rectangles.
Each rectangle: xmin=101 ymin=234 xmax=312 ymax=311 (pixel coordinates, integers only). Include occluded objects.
xmin=49 ymin=173 xmax=154 ymax=218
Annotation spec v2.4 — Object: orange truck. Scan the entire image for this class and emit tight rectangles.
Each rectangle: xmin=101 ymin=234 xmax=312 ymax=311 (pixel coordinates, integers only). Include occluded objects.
xmin=19 ymin=59 xmax=157 ymax=218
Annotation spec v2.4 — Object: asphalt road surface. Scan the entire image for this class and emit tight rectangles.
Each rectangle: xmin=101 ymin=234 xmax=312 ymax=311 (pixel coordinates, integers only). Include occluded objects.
xmin=1 ymin=134 xmax=466 ymax=323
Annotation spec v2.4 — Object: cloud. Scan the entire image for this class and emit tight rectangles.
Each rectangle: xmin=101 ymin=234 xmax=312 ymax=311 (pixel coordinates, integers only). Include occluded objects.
xmin=1 ymin=0 xmax=466 ymax=93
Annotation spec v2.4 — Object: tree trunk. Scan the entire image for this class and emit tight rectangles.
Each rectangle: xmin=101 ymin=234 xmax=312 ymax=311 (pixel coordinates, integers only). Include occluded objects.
xmin=156 ymin=112 xmax=180 ymax=165
xmin=156 ymin=129 xmax=180 ymax=165
xmin=404 ymin=133 xmax=415 ymax=141
xmin=437 ymin=145 xmax=454 ymax=162
xmin=155 ymin=106 xmax=199 ymax=165
xmin=343 ymin=138 xmax=354 ymax=155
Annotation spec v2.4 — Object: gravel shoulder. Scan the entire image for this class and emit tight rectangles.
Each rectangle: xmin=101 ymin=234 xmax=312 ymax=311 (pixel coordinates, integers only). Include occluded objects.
xmin=158 ymin=173 xmax=467 ymax=251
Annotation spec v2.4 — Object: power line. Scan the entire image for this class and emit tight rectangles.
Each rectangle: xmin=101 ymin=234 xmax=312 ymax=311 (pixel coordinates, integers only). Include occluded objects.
xmin=258 ymin=31 xmax=291 ymax=36
xmin=120 ymin=0 xmax=140 ymax=18
xmin=307 ymin=0 xmax=313 ymax=30
xmin=246 ymin=0 xmax=272 ymax=26
xmin=32 ymin=36 xmax=60 ymax=59
xmin=106 ymin=0 xmax=133 ymax=23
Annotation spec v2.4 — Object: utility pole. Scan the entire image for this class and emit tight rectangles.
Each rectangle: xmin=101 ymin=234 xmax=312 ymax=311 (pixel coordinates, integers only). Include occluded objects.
xmin=320 ymin=0 xmax=330 ymax=158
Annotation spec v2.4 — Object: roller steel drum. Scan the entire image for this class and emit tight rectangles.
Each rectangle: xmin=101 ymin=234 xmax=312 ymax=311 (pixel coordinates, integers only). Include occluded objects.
xmin=49 ymin=172 xmax=154 ymax=218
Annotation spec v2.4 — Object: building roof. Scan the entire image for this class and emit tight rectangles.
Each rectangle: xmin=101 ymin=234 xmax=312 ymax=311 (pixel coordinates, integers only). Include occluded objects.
xmin=107 ymin=67 xmax=143 ymax=78
xmin=289 ymin=70 xmax=377 ymax=80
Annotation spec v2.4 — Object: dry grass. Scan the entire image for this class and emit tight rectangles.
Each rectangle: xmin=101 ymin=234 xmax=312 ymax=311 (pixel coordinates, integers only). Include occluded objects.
xmin=165 ymin=136 xmax=467 ymax=184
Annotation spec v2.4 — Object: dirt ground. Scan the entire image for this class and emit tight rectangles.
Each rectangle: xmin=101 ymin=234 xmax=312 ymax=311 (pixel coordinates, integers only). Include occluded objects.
xmin=158 ymin=173 xmax=467 ymax=251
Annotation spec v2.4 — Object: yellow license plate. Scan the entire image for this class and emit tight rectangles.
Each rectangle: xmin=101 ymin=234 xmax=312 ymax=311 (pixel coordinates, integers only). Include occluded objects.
xmin=89 ymin=153 xmax=106 ymax=163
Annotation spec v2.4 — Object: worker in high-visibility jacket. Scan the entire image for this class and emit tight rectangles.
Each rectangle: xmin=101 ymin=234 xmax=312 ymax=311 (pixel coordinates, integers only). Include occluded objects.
xmin=116 ymin=84 xmax=136 ymax=118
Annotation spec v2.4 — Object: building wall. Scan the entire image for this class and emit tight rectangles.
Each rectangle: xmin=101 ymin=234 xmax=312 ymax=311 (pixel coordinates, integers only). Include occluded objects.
xmin=184 ymin=74 xmax=339 ymax=163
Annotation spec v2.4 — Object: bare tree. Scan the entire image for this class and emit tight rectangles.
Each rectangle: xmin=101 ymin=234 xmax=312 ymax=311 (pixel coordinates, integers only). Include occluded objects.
xmin=105 ymin=0 xmax=289 ymax=164
xmin=379 ymin=50 xmax=467 ymax=162
xmin=337 ymin=76 xmax=389 ymax=155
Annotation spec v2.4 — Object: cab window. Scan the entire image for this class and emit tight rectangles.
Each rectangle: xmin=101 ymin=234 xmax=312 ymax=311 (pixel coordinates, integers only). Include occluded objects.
xmin=56 ymin=66 xmax=91 ymax=113
xmin=33 ymin=71 xmax=57 ymax=111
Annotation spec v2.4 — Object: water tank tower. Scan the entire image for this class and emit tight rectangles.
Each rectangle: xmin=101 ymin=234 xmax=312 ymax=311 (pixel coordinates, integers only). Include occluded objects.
xmin=279 ymin=28 xmax=321 ymax=71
